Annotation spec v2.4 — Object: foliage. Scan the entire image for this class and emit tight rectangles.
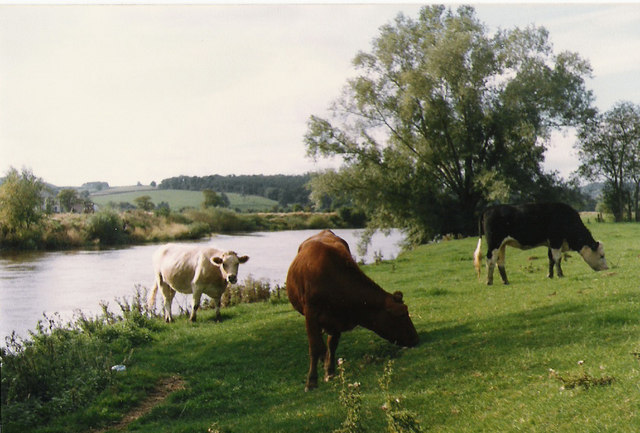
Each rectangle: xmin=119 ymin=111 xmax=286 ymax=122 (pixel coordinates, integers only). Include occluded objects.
xmin=202 ymin=189 xmax=230 ymax=208
xmin=219 ymin=276 xmax=280 ymax=307
xmin=333 ymin=359 xmax=365 ymax=433
xmin=84 ymin=209 xmax=126 ymax=245
xmin=57 ymin=188 xmax=80 ymax=212
xmin=305 ymin=5 xmax=594 ymax=244
xmin=575 ymin=101 xmax=640 ymax=221
xmin=379 ymin=361 xmax=423 ymax=433
xmin=0 ymin=288 xmax=158 ymax=432
xmin=134 ymin=195 xmax=156 ymax=211
xmin=0 ymin=167 xmax=46 ymax=247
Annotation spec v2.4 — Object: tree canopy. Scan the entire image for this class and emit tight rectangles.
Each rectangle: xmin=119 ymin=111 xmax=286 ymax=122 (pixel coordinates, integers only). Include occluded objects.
xmin=576 ymin=101 xmax=640 ymax=221
xmin=305 ymin=5 xmax=594 ymax=244
xmin=0 ymin=167 xmax=46 ymax=243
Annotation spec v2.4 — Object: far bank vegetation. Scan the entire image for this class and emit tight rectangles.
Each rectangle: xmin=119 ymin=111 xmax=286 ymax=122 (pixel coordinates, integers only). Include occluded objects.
xmin=0 ymin=169 xmax=365 ymax=251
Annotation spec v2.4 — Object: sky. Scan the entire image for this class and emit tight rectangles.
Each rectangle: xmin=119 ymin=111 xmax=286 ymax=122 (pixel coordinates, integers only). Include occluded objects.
xmin=1 ymin=2 xmax=639 ymax=187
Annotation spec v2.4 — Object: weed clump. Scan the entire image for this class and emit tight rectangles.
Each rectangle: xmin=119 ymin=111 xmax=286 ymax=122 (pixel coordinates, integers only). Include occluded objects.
xmin=333 ymin=359 xmax=365 ymax=433
xmin=332 ymin=359 xmax=423 ymax=433
xmin=379 ymin=360 xmax=423 ymax=433
xmin=549 ymin=361 xmax=615 ymax=390
xmin=217 ymin=276 xmax=286 ymax=308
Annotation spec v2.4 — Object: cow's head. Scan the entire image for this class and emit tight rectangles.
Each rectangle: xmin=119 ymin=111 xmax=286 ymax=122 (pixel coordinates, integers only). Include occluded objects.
xmin=579 ymin=242 xmax=608 ymax=271
xmin=373 ymin=291 xmax=419 ymax=347
xmin=211 ymin=251 xmax=249 ymax=284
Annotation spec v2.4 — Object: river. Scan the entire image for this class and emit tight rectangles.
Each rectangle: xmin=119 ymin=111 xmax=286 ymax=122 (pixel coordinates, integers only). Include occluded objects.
xmin=0 ymin=229 xmax=404 ymax=343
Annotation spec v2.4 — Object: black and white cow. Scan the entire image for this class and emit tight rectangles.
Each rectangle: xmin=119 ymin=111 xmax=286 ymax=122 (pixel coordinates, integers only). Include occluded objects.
xmin=473 ymin=202 xmax=608 ymax=285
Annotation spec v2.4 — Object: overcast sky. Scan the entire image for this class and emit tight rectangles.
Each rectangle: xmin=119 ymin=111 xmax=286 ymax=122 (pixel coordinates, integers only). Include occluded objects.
xmin=1 ymin=2 xmax=639 ymax=187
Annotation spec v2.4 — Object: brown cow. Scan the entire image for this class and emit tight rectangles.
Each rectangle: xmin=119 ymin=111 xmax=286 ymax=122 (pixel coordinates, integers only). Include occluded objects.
xmin=286 ymin=230 xmax=419 ymax=391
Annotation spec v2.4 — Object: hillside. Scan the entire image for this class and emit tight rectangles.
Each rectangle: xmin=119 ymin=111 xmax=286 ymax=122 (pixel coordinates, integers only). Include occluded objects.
xmin=90 ymin=187 xmax=278 ymax=212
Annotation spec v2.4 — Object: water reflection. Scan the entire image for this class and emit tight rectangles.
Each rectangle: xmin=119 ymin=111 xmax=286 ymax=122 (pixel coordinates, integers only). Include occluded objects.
xmin=0 ymin=229 xmax=404 ymax=342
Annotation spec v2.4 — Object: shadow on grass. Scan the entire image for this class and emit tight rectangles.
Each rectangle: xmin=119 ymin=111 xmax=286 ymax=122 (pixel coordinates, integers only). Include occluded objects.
xmin=419 ymin=294 xmax=638 ymax=379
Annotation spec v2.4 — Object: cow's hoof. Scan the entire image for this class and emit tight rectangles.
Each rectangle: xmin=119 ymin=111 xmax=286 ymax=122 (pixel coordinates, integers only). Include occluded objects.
xmin=324 ymin=374 xmax=334 ymax=383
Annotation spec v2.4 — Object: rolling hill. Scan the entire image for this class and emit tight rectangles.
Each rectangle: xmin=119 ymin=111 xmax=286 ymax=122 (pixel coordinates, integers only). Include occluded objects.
xmin=90 ymin=187 xmax=278 ymax=212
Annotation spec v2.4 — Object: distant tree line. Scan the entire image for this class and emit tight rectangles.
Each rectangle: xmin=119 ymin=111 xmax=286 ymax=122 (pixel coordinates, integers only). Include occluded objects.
xmin=158 ymin=174 xmax=311 ymax=208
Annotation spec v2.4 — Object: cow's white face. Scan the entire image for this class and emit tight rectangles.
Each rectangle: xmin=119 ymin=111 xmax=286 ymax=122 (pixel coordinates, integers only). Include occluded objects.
xmin=211 ymin=252 xmax=249 ymax=284
xmin=579 ymin=242 xmax=608 ymax=271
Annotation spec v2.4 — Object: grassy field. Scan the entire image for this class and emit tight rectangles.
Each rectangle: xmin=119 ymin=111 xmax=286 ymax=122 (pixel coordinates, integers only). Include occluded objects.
xmin=90 ymin=188 xmax=278 ymax=212
xmin=6 ymin=222 xmax=640 ymax=432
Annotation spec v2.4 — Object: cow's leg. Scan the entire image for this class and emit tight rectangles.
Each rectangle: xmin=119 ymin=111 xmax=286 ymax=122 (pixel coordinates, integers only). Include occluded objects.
xmin=213 ymin=294 xmax=222 ymax=322
xmin=304 ymin=314 xmax=326 ymax=392
xmin=190 ymin=289 xmax=203 ymax=322
xmin=202 ymin=287 xmax=223 ymax=322
xmin=324 ymin=332 xmax=341 ymax=383
xmin=497 ymin=244 xmax=509 ymax=285
xmin=548 ymin=247 xmax=563 ymax=278
xmin=160 ymin=284 xmax=176 ymax=323
xmin=486 ymin=249 xmax=498 ymax=285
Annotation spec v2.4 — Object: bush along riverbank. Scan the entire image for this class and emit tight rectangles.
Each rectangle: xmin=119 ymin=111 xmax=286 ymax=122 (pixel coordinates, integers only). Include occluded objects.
xmin=0 ymin=207 xmax=359 ymax=251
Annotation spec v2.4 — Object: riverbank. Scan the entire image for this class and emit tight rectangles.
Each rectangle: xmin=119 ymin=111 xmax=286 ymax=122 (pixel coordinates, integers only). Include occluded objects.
xmin=2 ymin=222 xmax=639 ymax=433
xmin=0 ymin=228 xmax=405 ymax=342
xmin=0 ymin=207 xmax=360 ymax=251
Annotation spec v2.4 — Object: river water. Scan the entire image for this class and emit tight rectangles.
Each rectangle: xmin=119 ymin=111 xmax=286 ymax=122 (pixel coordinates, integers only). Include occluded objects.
xmin=0 ymin=229 xmax=404 ymax=343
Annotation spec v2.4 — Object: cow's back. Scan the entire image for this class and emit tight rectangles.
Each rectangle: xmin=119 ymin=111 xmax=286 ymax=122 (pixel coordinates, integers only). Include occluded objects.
xmin=154 ymin=244 xmax=224 ymax=291
xmin=482 ymin=202 xmax=586 ymax=248
xmin=286 ymin=232 xmax=383 ymax=323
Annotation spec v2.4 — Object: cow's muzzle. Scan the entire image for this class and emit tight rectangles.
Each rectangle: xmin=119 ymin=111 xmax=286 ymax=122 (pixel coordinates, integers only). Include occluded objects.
xmin=228 ymin=275 xmax=237 ymax=284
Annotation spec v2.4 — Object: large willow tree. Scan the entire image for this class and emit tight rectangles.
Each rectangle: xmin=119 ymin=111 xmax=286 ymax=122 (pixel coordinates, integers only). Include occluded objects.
xmin=305 ymin=5 xmax=594 ymax=244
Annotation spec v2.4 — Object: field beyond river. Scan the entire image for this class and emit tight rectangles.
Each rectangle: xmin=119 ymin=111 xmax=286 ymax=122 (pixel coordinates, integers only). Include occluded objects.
xmin=2 ymin=222 xmax=639 ymax=432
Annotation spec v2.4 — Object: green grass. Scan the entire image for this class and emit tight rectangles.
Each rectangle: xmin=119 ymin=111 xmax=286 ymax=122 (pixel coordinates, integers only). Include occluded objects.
xmin=90 ymin=188 xmax=278 ymax=212
xmin=6 ymin=222 xmax=640 ymax=432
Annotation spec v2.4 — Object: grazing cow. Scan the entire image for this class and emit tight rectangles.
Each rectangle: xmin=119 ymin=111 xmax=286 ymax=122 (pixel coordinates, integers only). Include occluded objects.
xmin=473 ymin=202 xmax=608 ymax=285
xmin=286 ymin=230 xmax=418 ymax=391
xmin=149 ymin=244 xmax=249 ymax=322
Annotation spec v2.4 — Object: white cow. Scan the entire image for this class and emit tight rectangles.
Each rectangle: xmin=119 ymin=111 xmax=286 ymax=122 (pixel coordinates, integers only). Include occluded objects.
xmin=149 ymin=244 xmax=249 ymax=322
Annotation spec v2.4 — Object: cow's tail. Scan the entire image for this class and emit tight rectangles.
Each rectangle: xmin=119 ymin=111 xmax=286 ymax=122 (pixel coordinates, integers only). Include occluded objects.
xmin=473 ymin=237 xmax=483 ymax=279
xmin=148 ymin=276 xmax=159 ymax=311
xmin=473 ymin=212 xmax=484 ymax=279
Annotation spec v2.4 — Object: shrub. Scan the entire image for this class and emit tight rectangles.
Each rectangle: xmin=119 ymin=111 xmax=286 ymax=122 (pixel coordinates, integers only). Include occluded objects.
xmin=220 ymin=276 xmax=273 ymax=307
xmin=85 ymin=210 xmax=126 ymax=245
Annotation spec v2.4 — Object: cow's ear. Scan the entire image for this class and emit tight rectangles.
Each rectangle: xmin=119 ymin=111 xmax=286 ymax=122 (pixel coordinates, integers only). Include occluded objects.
xmin=211 ymin=257 xmax=223 ymax=265
xmin=392 ymin=291 xmax=404 ymax=303
xmin=238 ymin=255 xmax=249 ymax=263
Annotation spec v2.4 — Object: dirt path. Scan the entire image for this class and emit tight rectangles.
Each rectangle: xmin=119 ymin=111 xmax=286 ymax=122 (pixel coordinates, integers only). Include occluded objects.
xmin=92 ymin=375 xmax=186 ymax=432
